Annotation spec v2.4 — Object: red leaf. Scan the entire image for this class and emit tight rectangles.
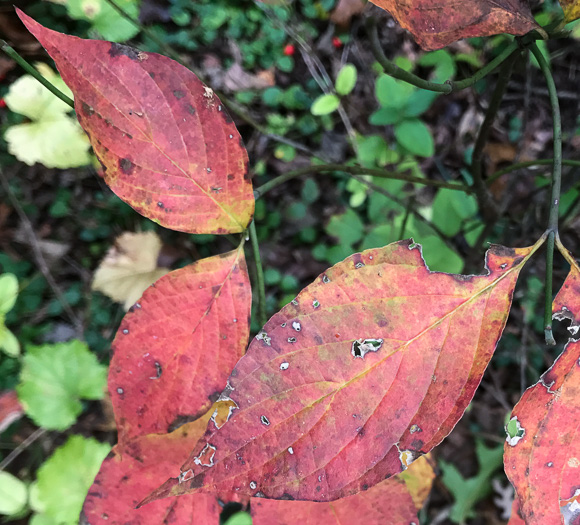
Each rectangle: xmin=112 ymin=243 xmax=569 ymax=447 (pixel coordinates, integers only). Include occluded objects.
xmin=16 ymin=10 xmax=254 ymax=234
xmin=252 ymin=455 xmax=434 ymax=524
xmin=0 ymin=390 xmax=23 ymax=433
xmin=83 ymin=411 xmax=222 ymax=524
xmin=109 ymin=247 xmax=251 ymax=443
xmin=145 ymin=239 xmax=539 ymax=504
xmin=504 ymin=262 xmax=580 ymax=525
xmin=369 ymin=0 xmax=538 ymax=50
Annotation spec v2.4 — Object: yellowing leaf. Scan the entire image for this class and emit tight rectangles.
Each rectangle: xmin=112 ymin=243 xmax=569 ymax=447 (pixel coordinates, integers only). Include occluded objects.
xmin=4 ymin=64 xmax=91 ymax=169
xmin=92 ymin=232 xmax=170 ymax=310
xmin=560 ymin=0 xmax=580 ymax=21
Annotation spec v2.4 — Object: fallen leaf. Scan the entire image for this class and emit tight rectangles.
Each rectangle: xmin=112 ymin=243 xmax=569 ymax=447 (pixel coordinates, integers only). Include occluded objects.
xmin=559 ymin=0 xmax=580 ymax=21
xmin=0 ymin=390 xmax=23 ymax=433
xmin=92 ymin=231 xmax=170 ymax=311
xmin=18 ymin=11 xmax=255 ymax=234
xmin=504 ymin=260 xmax=580 ymax=525
xmin=223 ymin=63 xmax=275 ymax=92
xmin=145 ymin=238 xmax=539 ymax=504
xmin=109 ymin=246 xmax=251 ymax=443
xmin=507 ymin=498 xmax=526 ymax=525
xmin=369 ymin=0 xmax=538 ymax=50
xmin=330 ymin=0 xmax=368 ymax=28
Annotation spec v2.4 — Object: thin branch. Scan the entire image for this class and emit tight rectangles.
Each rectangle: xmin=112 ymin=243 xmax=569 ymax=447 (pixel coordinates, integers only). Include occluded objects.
xmin=530 ymin=43 xmax=562 ymax=346
xmin=253 ymin=163 xmax=472 ymax=199
xmin=0 ymin=170 xmax=84 ymax=335
xmin=249 ymin=221 xmax=267 ymax=328
xmin=470 ymin=51 xmax=519 ymax=221
xmin=487 ymin=158 xmax=580 ymax=185
xmin=0 ymin=428 xmax=47 ymax=471
xmin=0 ymin=40 xmax=74 ymax=108
xmin=366 ymin=18 xmax=521 ymax=94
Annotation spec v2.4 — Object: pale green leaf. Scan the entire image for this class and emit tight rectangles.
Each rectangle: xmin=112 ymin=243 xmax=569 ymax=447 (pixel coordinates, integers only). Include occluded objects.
xmin=0 ymin=326 xmax=20 ymax=357
xmin=0 ymin=471 xmax=27 ymax=516
xmin=17 ymin=340 xmax=107 ymax=430
xmin=224 ymin=512 xmax=253 ymax=525
xmin=335 ymin=63 xmax=357 ymax=96
xmin=35 ymin=436 xmax=110 ymax=524
xmin=0 ymin=273 xmax=18 ymax=314
xmin=311 ymin=94 xmax=340 ymax=115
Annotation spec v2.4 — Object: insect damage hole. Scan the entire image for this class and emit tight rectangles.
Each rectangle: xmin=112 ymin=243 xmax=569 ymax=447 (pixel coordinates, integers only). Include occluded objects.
xmin=260 ymin=415 xmax=270 ymax=426
xmin=506 ymin=416 xmax=525 ymax=446
xmin=351 ymin=338 xmax=384 ymax=358
xmin=193 ymin=443 xmax=217 ymax=467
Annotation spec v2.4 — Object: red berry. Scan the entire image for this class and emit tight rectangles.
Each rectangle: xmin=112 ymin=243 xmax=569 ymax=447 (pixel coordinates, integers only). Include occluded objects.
xmin=283 ymin=44 xmax=295 ymax=56
xmin=0 ymin=99 xmax=6 ymax=109
xmin=332 ymin=37 xmax=343 ymax=48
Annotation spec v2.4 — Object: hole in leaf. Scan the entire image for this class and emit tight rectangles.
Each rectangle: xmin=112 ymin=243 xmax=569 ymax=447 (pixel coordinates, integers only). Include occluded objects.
xmin=351 ymin=338 xmax=384 ymax=359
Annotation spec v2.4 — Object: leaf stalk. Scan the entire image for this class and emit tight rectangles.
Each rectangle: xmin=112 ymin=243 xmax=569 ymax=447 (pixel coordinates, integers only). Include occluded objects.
xmin=249 ymin=221 xmax=267 ymax=328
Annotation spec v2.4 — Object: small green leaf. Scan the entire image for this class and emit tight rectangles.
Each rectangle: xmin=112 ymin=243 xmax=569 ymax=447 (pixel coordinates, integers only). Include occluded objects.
xmin=0 ymin=326 xmax=20 ymax=357
xmin=394 ymin=119 xmax=435 ymax=157
xmin=375 ymin=74 xmax=414 ymax=108
xmin=431 ymin=188 xmax=478 ymax=237
xmin=0 ymin=471 xmax=27 ymax=516
xmin=335 ymin=63 xmax=357 ymax=96
xmin=0 ymin=273 xmax=18 ymax=314
xmin=17 ymin=340 xmax=107 ymax=430
xmin=325 ymin=208 xmax=364 ymax=247
xmin=35 ymin=436 xmax=110 ymax=524
xmin=369 ymin=106 xmax=404 ymax=126
xmin=310 ymin=94 xmax=340 ymax=115
xmin=224 ymin=511 xmax=253 ymax=525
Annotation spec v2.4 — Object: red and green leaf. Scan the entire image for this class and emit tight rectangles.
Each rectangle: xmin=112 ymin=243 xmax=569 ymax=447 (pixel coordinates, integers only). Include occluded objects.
xmin=17 ymin=11 xmax=254 ymax=234
xmin=145 ymin=239 xmax=538 ymax=504
xmin=109 ymin=247 xmax=251 ymax=443
xmin=369 ymin=0 xmax=537 ymax=50
xmin=504 ymin=261 xmax=580 ymax=525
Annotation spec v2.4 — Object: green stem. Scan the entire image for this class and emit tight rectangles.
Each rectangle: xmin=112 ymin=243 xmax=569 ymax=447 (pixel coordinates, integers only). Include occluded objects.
xmin=253 ymin=163 xmax=472 ymax=199
xmin=470 ymin=52 xmax=519 ymax=221
xmin=487 ymin=158 xmax=580 ymax=185
xmin=249 ymin=221 xmax=267 ymax=328
xmin=0 ymin=40 xmax=74 ymax=108
xmin=530 ymin=43 xmax=562 ymax=346
xmin=367 ymin=18 xmax=520 ymax=94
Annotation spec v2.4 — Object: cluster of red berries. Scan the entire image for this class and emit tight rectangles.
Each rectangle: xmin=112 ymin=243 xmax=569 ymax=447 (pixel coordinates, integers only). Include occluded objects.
xmin=283 ymin=36 xmax=343 ymax=56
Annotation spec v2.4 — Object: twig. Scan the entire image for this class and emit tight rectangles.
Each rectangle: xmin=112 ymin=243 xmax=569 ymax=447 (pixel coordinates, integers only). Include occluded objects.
xmin=0 ymin=428 xmax=47 ymax=471
xmin=0 ymin=40 xmax=74 ymax=108
xmin=0 ymin=170 xmax=84 ymax=335
xmin=470 ymin=52 xmax=519 ymax=221
xmin=530 ymin=43 xmax=562 ymax=346
xmin=487 ymin=158 xmax=580 ymax=185
xmin=253 ymin=163 xmax=472 ymax=199
xmin=366 ymin=18 xmax=521 ymax=94
xmin=249 ymin=221 xmax=266 ymax=328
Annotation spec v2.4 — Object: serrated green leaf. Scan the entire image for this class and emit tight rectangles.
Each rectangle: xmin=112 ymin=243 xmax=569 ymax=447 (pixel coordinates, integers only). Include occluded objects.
xmin=0 ymin=274 xmax=18 ymax=315
xmin=17 ymin=340 xmax=106 ymax=430
xmin=310 ymin=94 xmax=340 ymax=115
xmin=335 ymin=63 xmax=357 ymax=96
xmin=35 ymin=436 xmax=110 ymax=524
xmin=0 ymin=471 xmax=27 ymax=516
xmin=394 ymin=119 xmax=434 ymax=157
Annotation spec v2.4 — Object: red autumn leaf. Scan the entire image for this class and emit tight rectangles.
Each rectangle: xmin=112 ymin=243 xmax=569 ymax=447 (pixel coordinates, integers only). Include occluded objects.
xmin=144 ymin=238 xmax=540 ymax=504
xmin=508 ymin=499 xmax=526 ymax=525
xmin=109 ymin=247 xmax=251 ymax=443
xmin=0 ymin=390 xmax=23 ymax=433
xmin=504 ymin=261 xmax=580 ymax=525
xmin=252 ymin=455 xmax=434 ymax=524
xmin=369 ymin=0 xmax=538 ymax=50
xmin=83 ymin=411 xmax=222 ymax=524
xmin=16 ymin=10 xmax=254 ymax=234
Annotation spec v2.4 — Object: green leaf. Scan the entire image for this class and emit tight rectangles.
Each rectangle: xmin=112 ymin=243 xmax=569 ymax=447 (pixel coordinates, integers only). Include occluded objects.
xmin=0 ymin=273 xmax=18 ymax=314
xmin=404 ymin=90 xmax=438 ymax=117
xmin=394 ymin=119 xmax=435 ymax=157
xmin=310 ymin=94 xmax=340 ymax=115
xmin=431 ymin=188 xmax=478 ymax=237
xmin=413 ymin=236 xmax=464 ymax=274
xmin=17 ymin=340 xmax=107 ymax=430
xmin=335 ymin=63 xmax=357 ymax=96
xmin=418 ymin=50 xmax=456 ymax=82
xmin=0 ymin=471 xmax=27 ymax=516
xmin=325 ymin=208 xmax=364 ymax=246
xmin=35 ymin=435 xmax=110 ymax=524
xmin=0 ymin=326 xmax=20 ymax=357
xmin=440 ymin=441 xmax=504 ymax=524
xmin=369 ymin=106 xmax=404 ymax=126
xmin=375 ymin=74 xmax=414 ymax=108
xmin=361 ymin=223 xmax=402 ymax=251
xmin=30 ymin=515 xmax=58 ymax=525
xmin=224 ymin=511 xmax=253 ymax=525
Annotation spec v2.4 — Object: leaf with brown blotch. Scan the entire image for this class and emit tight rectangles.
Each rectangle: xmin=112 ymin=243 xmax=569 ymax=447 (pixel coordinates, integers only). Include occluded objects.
xmin=16 ymin=10 xmax=254 ymax=234
xmin=559 ymin=0 xmax=580 ymax=21
xmin=83 ymin=411 xmax=222 ymax=524
xmin=504 ymin=262 xmax=580 ymax=525
xmin=143 ymin=238 xmax=541 ymax=505
xmin=369 ymin=0 xmax=538 ymax=50
xmin=507 ymin=499 xmax=526 ymax=525
xmin=109 ymin=246 xmax=251 ymax=444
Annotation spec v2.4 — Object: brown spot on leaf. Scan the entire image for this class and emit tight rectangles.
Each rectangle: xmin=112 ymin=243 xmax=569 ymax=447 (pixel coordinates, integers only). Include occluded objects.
xmin=81 ymin=101 xmax=94 ymax=116
xmin=109 ymin=42 xmax=141 ymax=60
xmin=173 ymin=89 xmax=185 ymax=99
xmin=119 ymin=158 xmax=134 ymax=174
